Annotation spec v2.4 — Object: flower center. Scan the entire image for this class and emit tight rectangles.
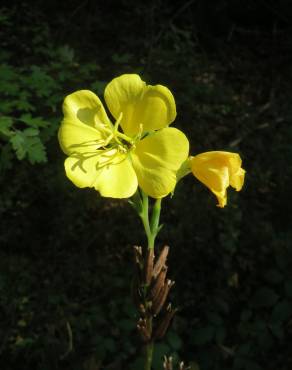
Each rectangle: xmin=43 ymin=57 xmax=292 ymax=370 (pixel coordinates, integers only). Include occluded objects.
xmin=93 ymin=112 xmax=141 ymax=169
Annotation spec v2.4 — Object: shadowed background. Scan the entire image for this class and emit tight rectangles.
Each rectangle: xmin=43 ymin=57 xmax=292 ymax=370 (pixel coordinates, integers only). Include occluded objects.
xmin=0 ymin=1 xmax=292 ymax=369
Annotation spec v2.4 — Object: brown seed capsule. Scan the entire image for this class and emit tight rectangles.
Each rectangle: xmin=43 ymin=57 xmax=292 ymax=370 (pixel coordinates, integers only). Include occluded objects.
xmin=138 ymin=303 xmax=146 ymax=315
xmin=144 ymin=248 xmax=155 ymax=285
xmin=153 ymin=304 xmax=177 ymax=340
xmin=152 ymin=279 xmax=175 ymax=315
xmin=150 ymin=266 xmax=168 ymax=300
xmin=133 ymin=246 xmax=143 ymax=266
xmin=153 ymin=246 xmax=169 ymax=278
xmin=163 ymin=356 xmax=173 ymax=370
xmin=137 ymin=318 xmax=151 ymax=342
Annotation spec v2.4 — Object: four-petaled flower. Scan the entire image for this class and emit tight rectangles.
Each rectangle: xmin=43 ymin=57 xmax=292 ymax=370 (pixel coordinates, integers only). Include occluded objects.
xmin=59 ymin=73 xmax=245 ymax=206
xmin=58 ymin=74 xmax=189 ymax=199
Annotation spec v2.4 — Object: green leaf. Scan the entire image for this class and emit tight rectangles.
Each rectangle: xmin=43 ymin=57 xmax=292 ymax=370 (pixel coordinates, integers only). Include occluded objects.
xmin=0 ymin=63 xmax=17 ymax=80
xmin=0 ymin=116 xmax=13 ymax=136
xmin=26 ymin=136 xmax=47 ymax=164
xmin=15 ymin=99 xmax=34 ymax=112
xmin=23 ymin=128 xmax=39 ymax=136
xmin=9 ymin=131 xmax=47 ymax=163
xmin=23 ymin=66 xmax=58 ymax=97
xmin=19 ymin=113 xmax=49 ymax=128
xmin=10 ymin=132 xmax=26 ymax=160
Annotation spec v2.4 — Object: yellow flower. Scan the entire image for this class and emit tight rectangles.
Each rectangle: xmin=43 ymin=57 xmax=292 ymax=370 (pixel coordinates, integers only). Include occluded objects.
xmin=58 ymin=74 xmax=189 ymax=199
xmin=190 ymin=151 xmax=245 ymax=207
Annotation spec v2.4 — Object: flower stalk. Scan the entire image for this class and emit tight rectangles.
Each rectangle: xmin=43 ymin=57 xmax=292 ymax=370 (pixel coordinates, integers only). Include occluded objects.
xmin=133 ymin=239 xmax=176 ymax=370
xmin=141 ymin=191 xmax=162 ymax=250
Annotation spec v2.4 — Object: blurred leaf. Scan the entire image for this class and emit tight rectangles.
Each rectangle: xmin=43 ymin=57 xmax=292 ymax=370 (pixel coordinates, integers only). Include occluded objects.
xmin=19 ymin=114 xmax=49 ymax=128
xmin=57 ymin=45 xmax=75 ymax=63
xmin=190 ymin=325 xmax=214 ymax=345
xmin=189 ymin=362 xmax=201 ymax=370
xmin=0 ymin=116 xmax=13 ymax=136
xmin=166 ymin=331 xmax=183 ymax=351
xmin=251 ymin=287 xmax=279 ymax=307
xmin=10 ymin=130 xmax=47 ymax=163
xmin=285 ymin=280 xmax=292 ymax=298
xmin=90 ymin=81 xmax=107 ymax=96
xmin=10 ymin=131 xmax=27 ymax=160
xmin=269 ymin=322 xmax=284 ymax=339
xmin=0 ymin=143 xmax=13 ymax=172
xmin=264 ymin=269 xmax=283 ymax=284
xmin=271 ymin=300 xmax=292 ymax=322
xmin=152 ymin=343 xmax=170 ymax=370
xmin=112 ymin=53 xmax=132 ymax=64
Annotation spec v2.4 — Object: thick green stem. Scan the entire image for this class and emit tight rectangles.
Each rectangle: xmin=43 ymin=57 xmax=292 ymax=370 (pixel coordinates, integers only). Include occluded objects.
xmin=138 ymin=192 xmax=162 ymax=250
xmin=140 ymin=191 xmax=153 ymax=249
xmin=144 ymin=340 xmax=154 ymax=370
xmin=129 ymin=190 xmax=164 ymax=370
xmin=150 ymin=198 xmax=161 ymax=236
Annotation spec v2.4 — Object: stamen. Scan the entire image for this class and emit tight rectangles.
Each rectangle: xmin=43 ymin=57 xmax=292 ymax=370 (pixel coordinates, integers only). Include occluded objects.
xmin=95 ymin=147 xmax=126 ymax=169
xmin=114 ymin=112 xmax=123 ymax=134
xmin=103 ymin=133 xmax=114 ymax=146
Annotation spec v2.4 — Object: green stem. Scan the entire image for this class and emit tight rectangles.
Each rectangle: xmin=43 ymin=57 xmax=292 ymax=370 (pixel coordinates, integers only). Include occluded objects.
xmin=130 ymin=190 xmax=163 ymax=370
xmin=150 ymin=198 xmax=161 ymax=237
xmin=140 ymin=191 xmax=153 ymax=249
xmin=139 ymin=192 xmax=162 ymax=250
xmin=144 ymin=340 xmax=154 ymax=370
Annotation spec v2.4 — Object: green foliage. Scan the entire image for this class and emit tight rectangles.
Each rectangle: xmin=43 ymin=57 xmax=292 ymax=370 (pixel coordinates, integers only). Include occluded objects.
xmin=0 ymin=6 xmax=105 ymax=171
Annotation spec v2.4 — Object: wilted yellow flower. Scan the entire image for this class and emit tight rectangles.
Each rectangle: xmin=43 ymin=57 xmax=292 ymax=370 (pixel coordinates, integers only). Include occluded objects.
xmin=58 ymin=74 xmax=189 ymax=199
xmin=190 ymin=151 xmax=245 ymax=207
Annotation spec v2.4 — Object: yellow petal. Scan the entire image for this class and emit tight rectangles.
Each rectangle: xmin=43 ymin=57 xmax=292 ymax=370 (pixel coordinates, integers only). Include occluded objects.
xmin=64 ymin=152 xmax=138 ymax=198
xmin=190 ymin=151 xmax=245 ymax=207
xmin=95 ymin=156 xmax=138 ymax=198
xmin=131 ymin=127 xmax=189 ymax=198
xmin=59 ymin=90 xmax=112 ymax=155
xmin=104 ymin=74 xmax=176 ymax=135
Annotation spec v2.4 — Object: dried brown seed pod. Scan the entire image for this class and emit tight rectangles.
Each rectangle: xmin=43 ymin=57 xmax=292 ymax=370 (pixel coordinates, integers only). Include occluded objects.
xmin=152 ymin=279 xmax=175 ymax=315
xmin=137 ymin=318 xmax=151 ymax=342
xmin=144 ymin=248 xmax=155 ymax=285
xmin=153 ymin=304 xmax=177 ymax=340
xmin=133 ymin=246 xmax=143 ymax=266
xmin=153 ymin=246 xmax=169 ymax=278
xmin=150 ymin=266 xmax=168 ymax=300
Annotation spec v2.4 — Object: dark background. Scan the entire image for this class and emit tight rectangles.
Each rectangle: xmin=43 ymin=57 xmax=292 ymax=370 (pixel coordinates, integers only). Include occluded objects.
xmin=1 ymin=1 xmax=292 ymax=369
